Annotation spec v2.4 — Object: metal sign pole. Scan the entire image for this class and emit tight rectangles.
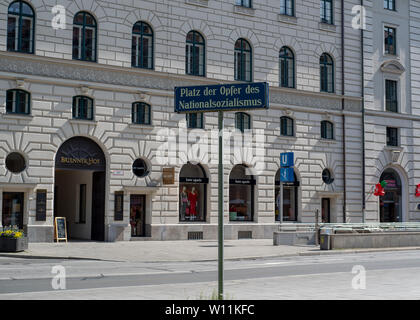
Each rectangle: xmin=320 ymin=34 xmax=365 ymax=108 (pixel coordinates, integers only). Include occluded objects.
xmin=280 ymin=181 xmax=283 ymax=227
xmin=218 ymin=110 xmax=224 ymax=300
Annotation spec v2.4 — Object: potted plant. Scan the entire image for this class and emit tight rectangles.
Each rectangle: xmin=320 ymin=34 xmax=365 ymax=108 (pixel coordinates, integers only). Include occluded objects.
xmin=0 ymin=229 xmax=28 ymax=252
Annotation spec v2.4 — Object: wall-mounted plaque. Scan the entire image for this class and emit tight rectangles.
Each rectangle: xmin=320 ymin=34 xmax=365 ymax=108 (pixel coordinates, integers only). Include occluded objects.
xmin=162 ymin=167 xmax=175 ymax=185
xmin=114 ymin=191 xmax=124 ymax=221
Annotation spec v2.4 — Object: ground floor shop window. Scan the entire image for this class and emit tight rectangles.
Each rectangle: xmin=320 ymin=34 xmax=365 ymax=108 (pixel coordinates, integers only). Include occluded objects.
xmin=275 ymin=170 xmax=298 ymax=222
xmin=179 ymin=163 xmax=207 ymax=222
xmin=2 ymin=192 xmax=24 ymax=229
xmin=229 ymin=164 xmax=255 ymax=221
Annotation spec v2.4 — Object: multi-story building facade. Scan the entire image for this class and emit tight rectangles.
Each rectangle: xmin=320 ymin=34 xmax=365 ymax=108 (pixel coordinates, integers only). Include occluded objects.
xmin=363 ymin=0 xmax=420 ymax=224
xmin=0 ymin=0 xmax=416 ymax=243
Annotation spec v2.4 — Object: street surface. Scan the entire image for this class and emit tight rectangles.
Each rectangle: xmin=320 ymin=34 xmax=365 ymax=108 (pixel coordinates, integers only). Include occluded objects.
xmin=0 ymin=250 xmax=419 ymax=299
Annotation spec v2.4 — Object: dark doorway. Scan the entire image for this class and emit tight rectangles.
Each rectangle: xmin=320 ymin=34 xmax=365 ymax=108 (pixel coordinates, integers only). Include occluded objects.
xmin=130 ymin=195 xmax=146 ymax=237
xmin=91 ymin=172 xmax=105 ymax=241
xmin=379 ymin=169 xmax=402 ymax=222
xmin=321 ymin=198 xmax=330 ymax=223
xmin=2 ymin=192 xmax=24 ymax=229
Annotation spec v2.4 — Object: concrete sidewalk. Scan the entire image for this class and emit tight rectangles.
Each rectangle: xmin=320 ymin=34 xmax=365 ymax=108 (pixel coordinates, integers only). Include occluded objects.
xmin=1 ymin=239 xmax=420 ymax=262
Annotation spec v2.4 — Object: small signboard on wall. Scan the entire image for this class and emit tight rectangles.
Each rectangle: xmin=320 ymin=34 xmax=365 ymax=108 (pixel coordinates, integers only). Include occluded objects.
xmin=162 ymin=168 xmax=175 ymax=185
xmin=54 ymin=217 xmax=67 ymax=242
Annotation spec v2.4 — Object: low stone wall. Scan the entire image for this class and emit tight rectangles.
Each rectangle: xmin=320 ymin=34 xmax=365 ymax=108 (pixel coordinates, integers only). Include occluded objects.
xmin=273 ymin=231 xmax=316 ymax=246
xmin=324 ymin=232 xmax=420 ymax=249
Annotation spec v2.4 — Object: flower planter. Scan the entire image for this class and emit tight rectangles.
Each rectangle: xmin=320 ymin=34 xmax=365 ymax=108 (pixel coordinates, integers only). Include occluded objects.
xmin=0 ymin=237 xmax=28 ymax=252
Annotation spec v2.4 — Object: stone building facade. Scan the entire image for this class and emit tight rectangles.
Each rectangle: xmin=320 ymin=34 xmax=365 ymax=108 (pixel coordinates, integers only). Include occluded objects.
xmin=0 ymin=0 xmax=416 ymax=243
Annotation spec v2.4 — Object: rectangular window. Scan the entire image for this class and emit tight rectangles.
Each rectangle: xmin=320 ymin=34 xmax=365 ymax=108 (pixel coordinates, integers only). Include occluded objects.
xmin=384 ymin=26 xmax=396 ymax=55
xmin=387 ymin=127 xmax=398 ymax=147
xmin=186 ymin=113 xmax=203 ymax=129
xmin=384 ymin=0 xmax=395 ymax=11
xmin=79 ymin=184 xmax=86 ymax=224
xmin=236 ymin=0 xmax=251 ymax=8
xmin=320 ymin=0 xmax=333 ymax=24
xmin=280 ymin=0 xmax=294 ymax=16
xmin=385 ymin=80 xmax=398 ymax=112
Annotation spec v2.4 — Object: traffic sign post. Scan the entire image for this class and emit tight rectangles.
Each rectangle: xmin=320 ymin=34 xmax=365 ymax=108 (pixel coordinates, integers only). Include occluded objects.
xmin=175 ymin=82 xmax=269 ymax=300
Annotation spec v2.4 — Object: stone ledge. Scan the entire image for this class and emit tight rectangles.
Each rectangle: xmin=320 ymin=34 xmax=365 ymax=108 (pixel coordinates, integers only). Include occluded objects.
xmin=1 ymin=113 xmax=33 ymax=120
xmin=233 ymin=5 xmax=255 ymax=17
xmin=185 ymin=0 xmax=208 ymax=8
xmin=318 ymin=22 xmax=337 ymax=33
xmin=68 ymin=119 xmax=98 ymax=125
xmin=128 ymin=123 xmax=154 ymax=129
xmin=277 ymin=14 xmax=298 ymax=25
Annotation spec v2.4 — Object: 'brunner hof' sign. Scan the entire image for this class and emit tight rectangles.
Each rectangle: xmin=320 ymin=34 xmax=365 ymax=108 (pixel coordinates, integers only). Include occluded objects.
xmin=174 ymin=82 xmax=269 ymax=113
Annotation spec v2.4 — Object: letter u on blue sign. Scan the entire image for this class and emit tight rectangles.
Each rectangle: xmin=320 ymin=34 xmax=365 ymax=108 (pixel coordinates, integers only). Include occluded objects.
xmin=280 ymin=152 xmax=294 ymax=167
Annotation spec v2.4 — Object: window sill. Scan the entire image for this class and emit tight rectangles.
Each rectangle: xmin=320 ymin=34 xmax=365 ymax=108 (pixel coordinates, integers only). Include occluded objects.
xmin=277 ymin=14 xmax=298 ymax=25
xmin=69 ymin=118 xmax=97 ymax=125
xmin=1 ymin=113 xmax=33 ymax=120
xmin=185 ymin=0 xmax=208 ymax=7
xmin=233 ymin=5 xmax=255 ymax=17
xmin=320 ymin=138 xmax=337 ymax=144
xmin=278 ymin=135 xmax=297 ymax=141
xmin=384 ymin=145 xmax=403 ymax=152
xmin=319 ymin=22 xmax=336 ymax=32
xmin=128 ymin=123 xmax=154 ymax=129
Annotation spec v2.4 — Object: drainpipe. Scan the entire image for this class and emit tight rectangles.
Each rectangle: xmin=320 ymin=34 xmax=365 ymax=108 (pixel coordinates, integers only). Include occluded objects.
xmin=361 ymin=0 xmax=366 ymax=223
xmin=341 ymin=0 xmax=347 ymax=223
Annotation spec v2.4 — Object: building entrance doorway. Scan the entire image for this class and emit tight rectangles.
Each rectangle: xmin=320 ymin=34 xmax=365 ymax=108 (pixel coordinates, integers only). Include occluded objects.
xmin=130 ymin=195 xmax=146 ymax=237
xmin=54 ymin=137 xmax=106 ymax=241
xmin=321 ymin=198 xmax=331 ymax=223
xmin=380 ymin=169 xmax=402 ymax=222
xmin=2 ymin=192 xmax=24 ymax=229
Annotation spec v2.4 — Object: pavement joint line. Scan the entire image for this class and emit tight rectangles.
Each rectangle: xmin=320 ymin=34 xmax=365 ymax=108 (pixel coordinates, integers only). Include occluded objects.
xmin=1 ymin=246 xmax=420 ymax=263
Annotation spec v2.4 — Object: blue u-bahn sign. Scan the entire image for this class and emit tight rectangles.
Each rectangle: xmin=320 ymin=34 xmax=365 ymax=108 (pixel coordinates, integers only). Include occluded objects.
xmin=174 ymin=82 xmax=269 ymax=113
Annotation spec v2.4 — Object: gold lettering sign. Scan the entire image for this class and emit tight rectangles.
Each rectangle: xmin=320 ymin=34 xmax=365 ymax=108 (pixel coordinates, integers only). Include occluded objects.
xmin=60 ymin=156 xmax=100 ymax=166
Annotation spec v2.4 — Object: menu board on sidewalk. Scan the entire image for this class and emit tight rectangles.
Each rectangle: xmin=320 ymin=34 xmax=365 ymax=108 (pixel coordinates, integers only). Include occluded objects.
xmin=54 ymin=217 xmax=67 ymax=242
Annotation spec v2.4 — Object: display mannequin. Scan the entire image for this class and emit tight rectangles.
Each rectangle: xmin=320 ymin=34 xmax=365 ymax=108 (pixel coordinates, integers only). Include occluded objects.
xmin=180 ymin=186 xmax=189 ymax=220
xmin=188 ymin=187 xmax=198 ymax=220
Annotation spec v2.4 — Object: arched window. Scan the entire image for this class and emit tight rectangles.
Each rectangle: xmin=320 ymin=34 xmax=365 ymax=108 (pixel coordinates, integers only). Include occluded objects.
xmin=73 ymin=12 xmax=97 ymax=62
xmin=132 ymin=102 xmax=151 ymax=125
xmin=275 ymin=170 xmax=299 ymax=222
xmin=321 ymin=120 xmax=334 ymax=139
xmin=179 ymin=163 xmax=208 ymax=222
xmin=234 ymin=39 xmax=252 ymax=82
xmin=7 ymin=1 xmax=35 ymax=53
xmin=229 ymin=164 xmax=255 ymax=221
xmin=186 ymin=113 xmax=204 ymax=129
xmin=6 ymin=89 xmax=30 ymax=114
xmin=72 ymin=96 xmax=93 ymax=120
xmin=235 ymin=112 xmax=251 ymax=132
xmin=379 ymin=169 xmax=402 ymax=222
xmin=320 ymin=53 xmax=334 ymax=93
xmin=132 ymin=21 xmax=153 ymax=69
xmin=186 ymin=31 xmax=205 ymax=76
xmin=279 ymin=47 xmax=295 ymax=88
xmin=280 ymin=116 xmax=294 ymax=136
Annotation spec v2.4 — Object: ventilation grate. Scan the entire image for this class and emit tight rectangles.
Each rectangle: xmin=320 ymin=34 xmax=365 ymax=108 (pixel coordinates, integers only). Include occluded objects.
xmin=188 ymin=231 xmax=203 ymax=240
xmin=238 ymin=231 xmax=252 ymax=239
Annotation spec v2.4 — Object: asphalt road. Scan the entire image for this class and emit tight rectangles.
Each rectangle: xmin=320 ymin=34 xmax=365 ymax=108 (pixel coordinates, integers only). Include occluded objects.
xmin=0 ymin=250 xmax=420 ymax=299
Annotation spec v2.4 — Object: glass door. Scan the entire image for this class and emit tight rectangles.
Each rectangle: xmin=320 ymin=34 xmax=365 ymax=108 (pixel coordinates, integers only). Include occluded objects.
xmin=2 ymin=192 xmax=24 ymax=229
xmin=130 ymin=195 xmax=146 ymax=237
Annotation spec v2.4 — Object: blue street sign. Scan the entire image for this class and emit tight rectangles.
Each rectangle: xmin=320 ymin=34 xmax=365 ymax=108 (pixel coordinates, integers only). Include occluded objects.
xmin=280 ymin=167 xmax=295 ymax=183
xmin=280 ymin=152 xmax=294 ymax=167
xmin=174 ymin=82 xmax=269 ymax=113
